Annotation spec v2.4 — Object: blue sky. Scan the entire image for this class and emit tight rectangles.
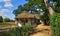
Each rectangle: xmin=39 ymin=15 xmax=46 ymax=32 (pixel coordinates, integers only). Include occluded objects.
xmin=0 ymin=0 xmax=27 ymax=20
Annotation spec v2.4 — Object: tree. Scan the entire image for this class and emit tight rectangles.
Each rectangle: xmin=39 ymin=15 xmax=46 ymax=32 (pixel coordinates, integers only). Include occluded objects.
xmin=13 ymin=0 xmax=60 ymax=15
xmin=13 ymin=5 xmax=24 ymax=16
xmin=25 ymin=0 xmax=55 ymax=15
xmin=13 ymin=0 xmax=60 ymax=25
xmin=0 ymin=16 xmax=3 ymax=23
xmin=13 ymin=0 xmax=49 ymax=25
xmin=25 ymin=0 xmax=60 ymax=24
xmin=44 ymin=0 xmax=55 ymax=16
xmin=26 ymin=0 xmax=60 ymax=14
xmin=4 ymin=18 xmax=10 ymax=22
xmin=24 ymin=0 xmax=49 ymax=25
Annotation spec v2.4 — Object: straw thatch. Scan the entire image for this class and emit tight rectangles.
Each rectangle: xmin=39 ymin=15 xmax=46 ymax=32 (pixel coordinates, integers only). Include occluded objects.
xmin=16 ymin=12 xmax=40 ymax=19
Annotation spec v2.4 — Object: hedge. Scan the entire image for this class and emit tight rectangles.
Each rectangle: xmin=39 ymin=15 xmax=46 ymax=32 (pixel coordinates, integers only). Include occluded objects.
xmin=50 ymin=13 xmax=60 ymax=36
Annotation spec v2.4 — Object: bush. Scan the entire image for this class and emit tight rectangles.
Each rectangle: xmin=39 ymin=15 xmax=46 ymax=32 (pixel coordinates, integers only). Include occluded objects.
xmin=6 ymin=24 xmax=34 ymax=36
xmin=50 ymin=13 xmax=60 ymax=36
xmin=0 ymin=16 xmax=3 ymax=23
xmin=40 ymin=11 xmax=50 ymax=25
xmin=4 ymin=18 xmax=10 ymax=22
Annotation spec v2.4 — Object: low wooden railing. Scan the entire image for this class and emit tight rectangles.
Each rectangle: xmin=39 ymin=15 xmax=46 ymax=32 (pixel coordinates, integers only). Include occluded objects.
xmin=0 ymin=22 xmax=16 ymax=29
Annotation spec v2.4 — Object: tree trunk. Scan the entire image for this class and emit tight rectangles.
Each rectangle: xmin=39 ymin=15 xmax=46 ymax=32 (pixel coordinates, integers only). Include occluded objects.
xmin=44 ymin=0 xmax=55 ymax=16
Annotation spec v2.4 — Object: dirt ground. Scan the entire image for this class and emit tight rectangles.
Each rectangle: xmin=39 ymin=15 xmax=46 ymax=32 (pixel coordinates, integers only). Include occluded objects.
xmin=30 ymin=24 xmax=52 ymax=36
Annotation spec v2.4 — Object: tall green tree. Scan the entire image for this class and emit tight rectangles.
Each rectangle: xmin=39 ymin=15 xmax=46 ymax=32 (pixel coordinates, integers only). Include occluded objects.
xmin=13 ymin=0 xmax=60 ymax=16
xmin=13 ymin=5 xmax=24 ymax=16
xmin=26 ymin=0 xmax=60 ymax=14
xmin=25 ymin=0 xmax=60 ymax=24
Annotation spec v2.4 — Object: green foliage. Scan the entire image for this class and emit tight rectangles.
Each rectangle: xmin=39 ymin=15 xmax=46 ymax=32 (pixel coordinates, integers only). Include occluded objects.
xmin=49 ymin=0 xmax=60 ymax=13
xmin=13 ymin=0 xmax=44 ymax=16
xmin=50 ymin=13 xmax=60 ymax=36
xmin=26 ymin=0 xmax=43 ymax=4
xmin=0 ymin=16 xmax=3 ymax=23
xmin=13 ymin=5 xmax=24 ymax=16
xmin=24 ymin=24 xmax=34 ymax=31
xmin=6 ymin=24 xmax=34 ymax=36
xmin=4 ymin=18 xmax=10 ymax=22
xmin=40 ymin=10 xmax=50 ymax=25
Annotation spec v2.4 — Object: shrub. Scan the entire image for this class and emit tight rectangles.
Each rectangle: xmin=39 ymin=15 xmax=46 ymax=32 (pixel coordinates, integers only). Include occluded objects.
xmin=50 ymin=13 xmax=60 ymax=36
xmin=40 ymin=11 xmax=50 ymax=25
xmin=6 ymin=24 xmax=34 ymax=36
xmin=4 ymin=18 xmax=10 ymax=22
xmin=0 ymin=16 xmax=3 ymax=23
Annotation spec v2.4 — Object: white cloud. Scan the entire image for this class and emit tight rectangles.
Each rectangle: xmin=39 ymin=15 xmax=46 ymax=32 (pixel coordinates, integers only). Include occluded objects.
xmin=3 ymin=0 xmax=11 ymax=2
xmin=4 ymin=2 xmax=13 ymax=8
xmin=0 ymin=0 xmax=13 ymax=8
xmin=0 ymin=0 xmax=14 ymax=19
xmin=0 ymin=9 xmax=10 ymax=18
xmin=0 ymin=9 xmax=10 ymax=12
xmin=0 ymin=9 xmax=15 ymax=20
xmin=0 ymin=0 xmax=11 ymax=2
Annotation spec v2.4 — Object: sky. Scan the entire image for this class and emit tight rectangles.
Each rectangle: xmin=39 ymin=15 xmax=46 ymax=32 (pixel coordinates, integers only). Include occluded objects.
xmin=0 ymin=0 xmax=27 ymax=20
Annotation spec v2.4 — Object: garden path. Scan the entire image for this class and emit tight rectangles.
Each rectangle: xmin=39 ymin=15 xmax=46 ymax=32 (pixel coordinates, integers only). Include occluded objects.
xmin=30 ymin=24 xmax=51 ymax=36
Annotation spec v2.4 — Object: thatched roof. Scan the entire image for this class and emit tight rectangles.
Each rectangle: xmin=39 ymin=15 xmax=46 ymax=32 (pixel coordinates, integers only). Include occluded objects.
xmin=16 ymin=12 xmax=40 ymax=19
